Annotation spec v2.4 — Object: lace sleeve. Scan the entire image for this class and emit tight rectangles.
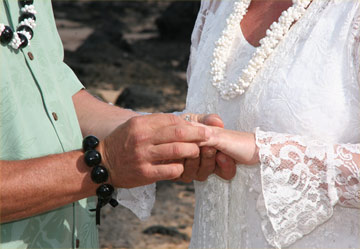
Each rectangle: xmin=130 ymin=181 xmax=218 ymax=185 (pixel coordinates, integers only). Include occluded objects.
xmin=187 ymin=0 xmax=222 ymax=83
xmin=116 ymin=183 xmax=156 ymax=220
xmin=351 ymin=6 xmax=360 ymax=85
xmin=255 ymin=128 xmax=360 ymax=248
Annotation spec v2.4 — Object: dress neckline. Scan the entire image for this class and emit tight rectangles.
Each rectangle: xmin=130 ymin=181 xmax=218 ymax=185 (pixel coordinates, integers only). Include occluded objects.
xmin=238 ymin=0 xmax=314 ymax=50
xmin=239 ymin=24 xmax=258 ymax=49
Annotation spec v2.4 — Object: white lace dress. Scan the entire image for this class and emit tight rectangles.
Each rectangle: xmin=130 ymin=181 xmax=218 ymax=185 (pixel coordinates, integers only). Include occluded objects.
xmin=186 ymin=0 xmax=360 ymax=248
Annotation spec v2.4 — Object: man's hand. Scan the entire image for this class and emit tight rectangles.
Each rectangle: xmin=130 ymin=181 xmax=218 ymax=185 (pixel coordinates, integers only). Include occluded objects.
xmin=98 ymin=113 xmax=209 ymax=188
xmin=176 ymin=113 xmax=236 ymax=182
xmin=73 ymin=91 xmax=235 ymax=185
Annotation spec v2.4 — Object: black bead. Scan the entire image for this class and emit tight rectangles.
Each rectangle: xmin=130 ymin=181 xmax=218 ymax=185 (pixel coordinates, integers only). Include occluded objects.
xmin=109 ymin=198 xmax=119 ymax=207
xmin=17 ymin=25 xmax=33 ymax=40
xmin=17 ymin=33 xmax=28 ymax=49
xmin=19 ymin=0 xmax=34 ymax=7
xmin=19 ymin=13 xmax=36 ymax=23
xmin=83 ymin=135 xmax=99 ymax=151
xmin=0 ymin=26 xmax=13 ymax=45
xmin=96 ymin=184 xmax=114 ymax=199
xmin=91 ymin=166 xmax=109 ymax=184
xmin=84 ymin=150 xmax=101 ymax=167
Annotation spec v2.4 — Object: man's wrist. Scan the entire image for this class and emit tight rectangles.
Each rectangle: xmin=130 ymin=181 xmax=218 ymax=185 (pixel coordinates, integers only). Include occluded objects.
xmin=82 ymin=135 xmax=118 ymax=225
xmin=97 ymin=139 xmax=112 ymax=183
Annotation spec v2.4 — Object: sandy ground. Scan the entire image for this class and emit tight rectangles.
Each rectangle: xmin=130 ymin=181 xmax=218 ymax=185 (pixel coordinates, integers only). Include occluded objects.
xmin=53 ymin=1 xmax=198 ymax=248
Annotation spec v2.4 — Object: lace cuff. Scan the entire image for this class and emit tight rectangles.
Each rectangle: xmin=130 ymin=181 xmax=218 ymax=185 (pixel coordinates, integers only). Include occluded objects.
xmin=116 ymin=183 xmax=156 ymax=220
xmin=255 ymin=128 xmax=360 ymax=248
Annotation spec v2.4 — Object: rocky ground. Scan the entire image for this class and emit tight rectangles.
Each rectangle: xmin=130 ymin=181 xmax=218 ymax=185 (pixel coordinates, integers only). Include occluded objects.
xmin=53 ymin=1 xmax=200 ymax=248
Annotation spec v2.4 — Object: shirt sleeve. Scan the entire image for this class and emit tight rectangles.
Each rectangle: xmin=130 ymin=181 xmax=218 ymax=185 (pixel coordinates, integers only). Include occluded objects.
xmin=42 ymin=0 xmax=85 ymax=97
xmin=58 ymin=63 xmax=85 ymax=97
xmin=255 ymin=128 xmax=360 ymax=248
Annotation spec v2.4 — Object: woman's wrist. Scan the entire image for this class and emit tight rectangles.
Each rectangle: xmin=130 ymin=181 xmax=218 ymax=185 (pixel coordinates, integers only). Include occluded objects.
xmin=247 ymin=132 xmax=260 ymax=165
xmin=233 ymin=132 xmax=259 ymax=165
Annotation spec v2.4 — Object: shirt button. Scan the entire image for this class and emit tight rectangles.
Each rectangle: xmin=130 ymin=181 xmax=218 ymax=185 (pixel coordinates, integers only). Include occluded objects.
xmin=76 ymin=239 xmax=80 ymax=248
xmin=27 ymin=52 xmax=34 ymax=60
xmin=52 ymin=112 xmax=58 ymax=121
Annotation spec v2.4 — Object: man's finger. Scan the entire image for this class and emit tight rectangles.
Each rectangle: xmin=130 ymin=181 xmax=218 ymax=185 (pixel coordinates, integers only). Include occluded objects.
xmin=148 ymin=142 xmax=200 ymax=161
xmin=180 ymin=113 xmax=206 ymax=123
xmin=149 ymin=162 xmax=184 ymax=181
xmin=180 ymin=113 xmax=224 ymax=128
xmin=180 ymin=157 xmax=201 ymax=183
xmin=146 ymin=113 xmax=188 ymax=128
xmin=151 ymin=125 xmax=208 ymax=144
xmin=128 ymin=114 xmax=189 ymax=132
xmin=197 ymin=147 xmax=217 ymax=181
xmin=214 ymin=152 xmax=237 ymax=180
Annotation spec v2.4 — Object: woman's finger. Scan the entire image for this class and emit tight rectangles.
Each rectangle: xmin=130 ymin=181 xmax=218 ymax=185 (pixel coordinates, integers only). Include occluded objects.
xmin=214 ymin=152 xmax=237 ymax=180
xmin=197 ymin=147 xmax=217 ymax=181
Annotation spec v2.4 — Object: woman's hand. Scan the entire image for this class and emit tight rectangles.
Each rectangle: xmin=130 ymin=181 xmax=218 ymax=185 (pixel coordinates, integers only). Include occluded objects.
xmin=175 ymin=113 xmax=237 ymax=182
xmin=200 ymin=127 xmax=260 ymax=166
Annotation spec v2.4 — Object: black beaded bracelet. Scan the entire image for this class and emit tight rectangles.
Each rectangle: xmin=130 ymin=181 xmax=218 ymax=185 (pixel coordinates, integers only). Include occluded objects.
xmin=83 ymin=135 xmax=118 ymax=225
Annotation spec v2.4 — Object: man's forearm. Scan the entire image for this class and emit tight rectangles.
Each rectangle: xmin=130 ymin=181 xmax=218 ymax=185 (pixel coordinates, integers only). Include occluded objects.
xmin=0 ymin=150 xmax=98 ymax=223
xmin=0 ymin=90 xmax=130 ymax=223
xmin=72 ymin=89 xmax=140 ymax=139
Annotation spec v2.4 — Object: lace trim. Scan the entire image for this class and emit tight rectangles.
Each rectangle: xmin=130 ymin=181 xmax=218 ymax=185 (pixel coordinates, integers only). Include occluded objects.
xmin=255 ymin=128 xmax=336 ymax=248
xmin=334 ymin=144 xmax=360 ymax=208
xmin=116 ymin=183 xmax=156 ymax=220
xmin=255 ymin=128 xmax=360 ymax=248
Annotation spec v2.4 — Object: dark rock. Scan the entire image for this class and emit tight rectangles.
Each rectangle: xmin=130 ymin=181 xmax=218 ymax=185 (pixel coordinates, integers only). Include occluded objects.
xmin=68 ymin=27 xmax=130 ymax=66
xmin=143 ymin=225 xmax=189 ymax=241
xmin=115 ymin=86 xmax=164 ymax=109
xmin=77 ymin=22 xmax=131 ymax=54
xmin=156 ymin=1 xmax=200 ymax=40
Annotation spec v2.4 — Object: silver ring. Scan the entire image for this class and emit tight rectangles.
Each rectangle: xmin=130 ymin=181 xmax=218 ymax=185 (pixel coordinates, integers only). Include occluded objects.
xmin=184 ymin=114 xmax=191 ymax=122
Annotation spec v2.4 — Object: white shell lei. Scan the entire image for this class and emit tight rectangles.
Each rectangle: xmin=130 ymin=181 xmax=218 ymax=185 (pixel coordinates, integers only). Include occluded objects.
xmin=210 ymin=0 xmax=312 ymax=100
xmin=0 ymin=4 xmax=36 ymax=50
xmin=12 ymin=5 xmax=37 ymax=49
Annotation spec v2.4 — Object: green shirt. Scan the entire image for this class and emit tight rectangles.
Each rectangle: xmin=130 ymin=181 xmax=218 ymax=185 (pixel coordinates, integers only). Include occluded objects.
xmin=0 ymin=0 xmax=98 ymax=248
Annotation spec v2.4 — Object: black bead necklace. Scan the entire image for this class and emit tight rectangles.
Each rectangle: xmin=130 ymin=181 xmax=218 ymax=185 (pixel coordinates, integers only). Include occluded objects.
xmin=0 ymin=0 xmax=36 ymax=50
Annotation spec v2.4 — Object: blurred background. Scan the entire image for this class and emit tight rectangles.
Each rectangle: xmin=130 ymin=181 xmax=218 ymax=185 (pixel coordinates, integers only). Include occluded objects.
xmin=53 ymin=1 xmax=200 ymax=248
